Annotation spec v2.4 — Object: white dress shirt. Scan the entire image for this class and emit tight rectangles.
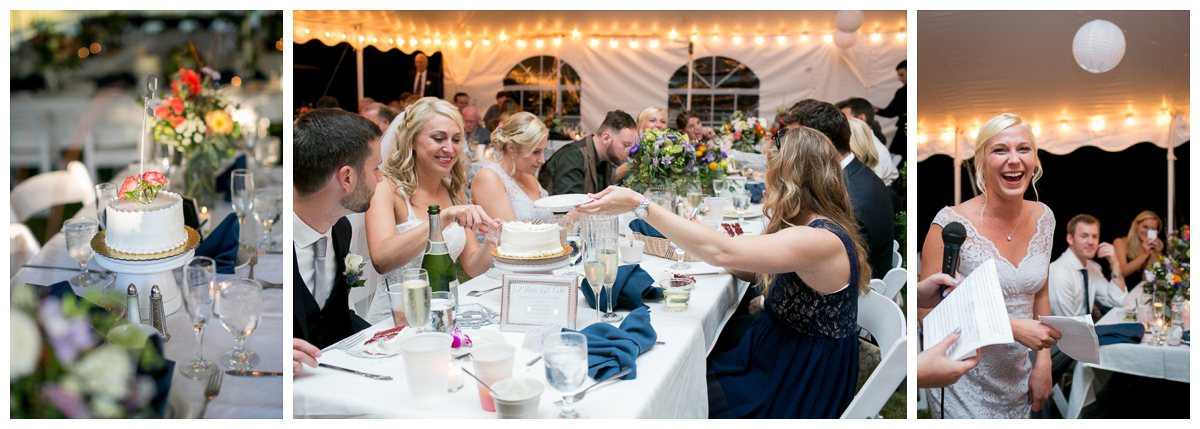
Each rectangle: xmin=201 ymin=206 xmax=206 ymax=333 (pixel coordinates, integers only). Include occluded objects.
xmin=1047 ymin=250 xmax=1126 ymax=317
xmin=840 ymin=153 xmax=856 ymax=169
xmin=870 ymin=134 xmax=900 ymax=186
xmin=294 ymin=212 xmax=337 ymax=309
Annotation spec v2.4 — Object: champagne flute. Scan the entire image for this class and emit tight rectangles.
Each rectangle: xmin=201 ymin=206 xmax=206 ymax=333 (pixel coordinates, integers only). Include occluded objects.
xmin=231 ymin=169 xmax=255 ymax=224
xmin=254 ymin=136 xmax=281 ymax=184
xmin=596 ymin=238 xmax=622 ymax=324
xmin=214 ymin=278 xmax=262 ymax=370
xmin=179 ymin=256 xmax=217 ymax=379
xmin=94 ymin=183 xmax=118 ymax=230
xmin=732 ymin=189 xmax=751 ymax=226
xmin=542 ymin=332 xmax=589 ymax=419
xmin=253 ymin=186 xmax=282 ymax=252
xmin=402 ymin=268 xmax=432 ymax=333
xmin=583 ymin=244 xmax=606 ymax=324
xmin=63 ymin=218 xmax=99 ymax=288
xmin=1153 ymin=291 xmax=1167 ymax=345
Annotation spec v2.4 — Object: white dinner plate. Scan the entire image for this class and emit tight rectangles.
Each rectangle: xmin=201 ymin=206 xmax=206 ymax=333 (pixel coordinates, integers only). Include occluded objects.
xmin=459 ymin=329 xmax=505 ymax=348
xmin=534 ymin=194 xmax=592 ymax=211
xmin=723 ymin=206 xmax=763 ymax=219
xmin=163 ymin=388 xmax=192 ymax=419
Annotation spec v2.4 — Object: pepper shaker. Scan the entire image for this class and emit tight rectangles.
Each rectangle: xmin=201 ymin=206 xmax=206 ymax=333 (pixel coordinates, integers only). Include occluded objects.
xmin=149 ymin=285 xmax=170 ymax=341
xmin=126 ymin=284 xmax=141 ymax=324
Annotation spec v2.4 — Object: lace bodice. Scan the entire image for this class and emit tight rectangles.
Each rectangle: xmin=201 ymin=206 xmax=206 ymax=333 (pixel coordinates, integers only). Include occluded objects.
xmin=365 ymin=189 xmax=468 ymax=325
xmin=482 ymin=164 xmax=553 ymax=223
xmin=763 ymin=219 xmax=859 ymax=340
xmin=928 ymin=203 xmax=1055 ymax=419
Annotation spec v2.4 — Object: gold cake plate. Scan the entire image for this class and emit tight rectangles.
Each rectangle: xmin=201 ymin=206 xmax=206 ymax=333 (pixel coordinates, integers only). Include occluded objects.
xmin=91 ymin=226 xmax=201 ymax=261
xmin=490 ymin=244 xmax=573 ymax=265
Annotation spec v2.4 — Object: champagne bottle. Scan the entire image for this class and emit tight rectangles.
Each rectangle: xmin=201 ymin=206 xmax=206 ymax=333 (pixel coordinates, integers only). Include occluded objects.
xmin=421 ymin=205 xmax=459 ymax=300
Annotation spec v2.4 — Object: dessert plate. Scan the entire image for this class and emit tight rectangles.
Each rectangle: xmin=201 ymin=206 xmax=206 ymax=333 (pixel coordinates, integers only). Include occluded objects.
xmin=490 ymin=245 xmax=573 ymax=264
xmin=723 ymin=206 xmax=763 ymax=219
xmin=534 ymin=194 xmax=592 ymax=212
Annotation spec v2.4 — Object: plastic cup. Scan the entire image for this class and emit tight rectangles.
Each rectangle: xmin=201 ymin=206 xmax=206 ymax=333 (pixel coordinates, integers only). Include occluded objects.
xmin=491 ymin=377 xmax=545 ymax=419
xmin=399 ymin=333 xmax=453 ymax=406
xmin=663 ymin=278 xmax=696 ymax=312
xmin=386 ymin=279 xmax=407 ymax=328
xmin=472 ymin=343 xmax=516 ymax=412
xmin=704 ymin=197 xmax=726 ymax=222
xmin=620 ymin=240 xmax=645 ymax=263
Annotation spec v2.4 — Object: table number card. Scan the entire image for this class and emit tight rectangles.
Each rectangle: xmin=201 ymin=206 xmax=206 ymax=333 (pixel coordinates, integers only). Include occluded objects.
xmin=499 ymin=274 xmax=578 ymax=332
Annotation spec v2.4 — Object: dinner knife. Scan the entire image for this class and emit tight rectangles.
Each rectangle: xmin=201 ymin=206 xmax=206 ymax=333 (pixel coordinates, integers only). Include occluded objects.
xmin=318 ymin=363 xmax=393 ymax=380
xmin=225 ymin=370 xmax=284 ymax=377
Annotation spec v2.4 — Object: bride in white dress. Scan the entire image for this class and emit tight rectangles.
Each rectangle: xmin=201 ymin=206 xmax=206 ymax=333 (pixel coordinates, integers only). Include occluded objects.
xmin=471 ymin=112 xmax=554 ymax=224
xmin=364 ymin=97 xmax=499 ymax=324
xmin=919 ymin=114 xmax=1062 ymax=418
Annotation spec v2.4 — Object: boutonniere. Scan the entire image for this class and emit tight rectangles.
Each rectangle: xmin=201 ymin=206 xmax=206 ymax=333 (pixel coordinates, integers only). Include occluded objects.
xmin=426 ymin=80 xmax=432 ymax=85
xmin=344 ymin=253 xmax=366 ymax=290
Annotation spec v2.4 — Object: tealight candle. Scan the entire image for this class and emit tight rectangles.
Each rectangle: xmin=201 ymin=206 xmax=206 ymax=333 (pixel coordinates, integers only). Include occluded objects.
xmin=448 ymin=359 xmax=463 ymax=392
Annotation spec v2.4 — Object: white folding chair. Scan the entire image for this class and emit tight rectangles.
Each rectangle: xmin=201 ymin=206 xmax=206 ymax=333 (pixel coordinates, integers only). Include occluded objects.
xmin=892 ymin=250 xmax=903 ymax=269
xmin=893 ymin=240 xmax=899 ymax=253
xmin=10 ymin=160 xmax=96 ymax=223
xmin=10 ymin=106 xmax=54 ymax=174
xmin=10 ymin=222 xmax=42 ymax=277
xmin=842 ymin=290 xmax=907 ymax=418
xmin=869 ymin=278 xmax=887 ymax=295
xmin=891 ymin=153 xmax=902 ymax=168
xmin=881 ymin=267 xmax=908 ymax=301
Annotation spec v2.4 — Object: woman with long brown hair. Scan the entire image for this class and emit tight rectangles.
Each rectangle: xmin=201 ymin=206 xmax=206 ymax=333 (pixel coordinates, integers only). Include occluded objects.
xmin=1112 ymin=210 xmax=1165 ymax=285
xmin=577 ymin=126 xmax=869 ymax=418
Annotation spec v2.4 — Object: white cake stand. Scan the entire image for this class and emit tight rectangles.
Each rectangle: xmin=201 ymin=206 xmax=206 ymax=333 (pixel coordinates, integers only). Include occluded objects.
xmin=94 ymin=249 xmax=192 ymax=318
xmin=491 ymin=257 xmax=573 ymax=275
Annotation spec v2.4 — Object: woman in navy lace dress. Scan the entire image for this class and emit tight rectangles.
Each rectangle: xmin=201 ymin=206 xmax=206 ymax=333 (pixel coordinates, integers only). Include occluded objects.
xmin=578 ymin=127 xmax=871 ymax=418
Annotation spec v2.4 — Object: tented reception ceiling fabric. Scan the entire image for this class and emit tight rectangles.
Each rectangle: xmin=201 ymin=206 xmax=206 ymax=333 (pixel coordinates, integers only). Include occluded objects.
xmin=294 ymin=10 xmax=908 ymax=134
xmin=917 ymin=10 xmax=1189 ymax=160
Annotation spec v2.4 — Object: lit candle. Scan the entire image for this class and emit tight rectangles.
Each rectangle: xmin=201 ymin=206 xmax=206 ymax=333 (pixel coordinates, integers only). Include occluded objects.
xmin=447 ymin=360 xmax=463 ymax=392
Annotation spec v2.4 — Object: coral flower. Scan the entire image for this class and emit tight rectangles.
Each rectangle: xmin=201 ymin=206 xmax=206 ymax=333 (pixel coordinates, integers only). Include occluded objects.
xmin=154 ymin=105 xmax=171 ymax=119
xmin=205 ymin=110 xmax=235 ymax=135
xmin=118 ymin=176 xmax=140 ymax=200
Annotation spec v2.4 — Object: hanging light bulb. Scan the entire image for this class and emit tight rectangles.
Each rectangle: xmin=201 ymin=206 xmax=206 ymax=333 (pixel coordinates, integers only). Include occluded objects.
xmin=372 ymin=37 xmax=378 ymax=43
xmin=777 ymin=35 xmax=787 ymax=44
xmin=572 ymin=29 xmax=581 ymax=39
xmin=449 ymin=39 xmax=457 ymax=47
xmin=1092 ymin=118 xmax=1105 ymax=131
xmin=610 ymin=39 xmax=618 ymax=48
xmin=1061 ymin=120 xmax=1069 ymax=131
xmin=424 ymin=38 xmax=432 ymax=45
xmin=941 ymin=130 xmax=955 ymax=141
xmin=410 ymin=38 xmax=418 ymax=46
xmin=823 ymin=34 xmax=833 ymax=43
xmin=689 ymin=34 xmax=697 ymax=42
xmin=304 ymin=28 xmax=310 ymax=35
xmin=969 ymin=128 xmax=979 ymax=139
xmin=629 ymin=39 xmax=638 ymax=49
xmin=535 ymin=39 xmax=544 ymax=48
xmin=590 ymin=38 xmax=599 ymax=47
xmin=871 ymin=33 xmax=881 ymax=42
xmin=553 ymin=36 xmax=562 ymax=46
xmin=1031 ymin=125 xmax=1042 ymax=137
xmin=669 ymin=29 xmax=677 ymax=40
xmin=649 ymin=39 xmax=659 ymax=48
xmin=465 ymin=39 xmax=473 ymax=47
xmin=1159 ymin=111 xmax=1172 ymax=124
xmin=358 ymin=35 xmax=365 ymax=42
xmin=517 ymin=39 xmax=526 ymax=48
xmin=733 ymin=36 xmax=742 ymax=44
xmin=340 ymin=33 xmax=347 ymax=40
xmin=1126 ymin=113 xmax=1134 ymax=125
xmin=499 ymin=32 xmax=508 ymax=42
xmin=324 ymin=31 xmax=330 ymax=38
xmin=755 ymin=36 xmax=763 ymax=45
xmin=482 ymin=38 xmax=490 ymax=46
xmin=712 ymin=34 xmax=719 ymax=42
xmin=801 ymin=33 xmax=809 ymax=41
xmin=897 ymin=32 xmax=906 ymax=41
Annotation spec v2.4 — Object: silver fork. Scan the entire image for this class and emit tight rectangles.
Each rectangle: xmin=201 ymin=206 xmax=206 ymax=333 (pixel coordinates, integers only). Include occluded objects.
xmin=553 ymin=368 xmax=632 ymax=405
xmin=467 ymin=285 xmax=503 ymax=297
xmin=198 ymin=371 xmax=223 ymax=418
xmin=323 ymin=329 xmax=372 ymax=352
xmin=248 ymin=250 xmax=258 ymax=280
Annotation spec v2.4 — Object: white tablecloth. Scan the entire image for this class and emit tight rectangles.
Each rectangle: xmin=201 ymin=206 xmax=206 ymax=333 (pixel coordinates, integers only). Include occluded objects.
xmin=10 ymin=185 xmax=284 ymax=419
xmin=294 ymin=215 xmax=766 ymax=418
xmin=1065 ymin=299 xmax=1190 ymax=418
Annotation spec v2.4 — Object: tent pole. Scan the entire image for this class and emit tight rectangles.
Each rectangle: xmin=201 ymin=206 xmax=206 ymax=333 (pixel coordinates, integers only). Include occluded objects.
xmin=686 ymin=42 xmax=694 ymax=109
xmin=953 ymin=127 xmax=961 ymax=205
xmin=355 ymin=25 xmax=364 ymax=103
xmin=1166 ymin=113 xmax=1176 ymax=232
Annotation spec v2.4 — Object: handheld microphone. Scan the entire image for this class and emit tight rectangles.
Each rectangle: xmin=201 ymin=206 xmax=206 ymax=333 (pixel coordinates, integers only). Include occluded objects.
xmin=940 ymin=222 xmax=967 ymax=294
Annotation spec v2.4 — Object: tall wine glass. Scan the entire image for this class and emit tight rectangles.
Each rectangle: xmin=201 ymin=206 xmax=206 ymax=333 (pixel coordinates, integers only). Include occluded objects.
xmin=402 ymin=268 xmax=432 ymax=333
xmin=214 ymin=278 xmax=262 ymax=370
xmin=582 ymin=242 xmax=606 ymax=324
xmin=95 ymin=183 xmax=117 ymax=230
xmin=542 ymin=332 xmax=589 ymax=419
xmin=63 ymin=218 xmax=100 ymax=288
xmin=179 ymin=256 xmax=217 ymax=379
xmin=231 ymin=169 xmax=255 ymax=225
xmin=732 ymin=189 xmax=751 ymax=226
xmin=253 ymin=186 xmax=282 ymax=252
xmin=254 ymin=136 xmax=281 ymax=184
xmin=596 ymin=238 xmax=622 ymax=324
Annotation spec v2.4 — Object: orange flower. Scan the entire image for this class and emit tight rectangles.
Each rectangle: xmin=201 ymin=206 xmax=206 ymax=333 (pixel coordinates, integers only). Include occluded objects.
xmin=170 ymin=115 xmax=185 ymax=128
xmin=154 ymin=105 xmax=171 ymax=119
xmin=168 ymin=97 xmax=184 ymax=115
xmin=709 ymin=162 xmax=719 ymax=170
xmin=205 ymin=110 xmax=234 ymax=135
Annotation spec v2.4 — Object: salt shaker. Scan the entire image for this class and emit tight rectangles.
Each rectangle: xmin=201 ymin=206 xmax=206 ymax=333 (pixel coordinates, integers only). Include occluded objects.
xmin=126 ymin=284 xmax=141 ymax=324
xmin=150 ymin=285 xmax=170 ymax=341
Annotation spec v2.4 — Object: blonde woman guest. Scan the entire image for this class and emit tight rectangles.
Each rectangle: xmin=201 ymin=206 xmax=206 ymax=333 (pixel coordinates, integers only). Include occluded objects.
xmin=847 ymin=117 xmax=898 ymax=186
xmin=1112 ymin=210 xmax=1165 ymax=285
xmin=579 ymin=127 xmax=871 ymax=418
xmin=471 ymin=112 xmax=554 ymax=224
xmin=919 ymin=113 xmax=1062 ymax=418
xmin=614 ymin=106 xmax=669 ymax=183
xmin=363 ymin=97 xmax=499 ymax=324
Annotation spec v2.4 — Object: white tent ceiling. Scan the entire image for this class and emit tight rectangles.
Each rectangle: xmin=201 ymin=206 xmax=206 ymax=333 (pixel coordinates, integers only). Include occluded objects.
xmin=916 ymin=10 xmax=1189 ymax=161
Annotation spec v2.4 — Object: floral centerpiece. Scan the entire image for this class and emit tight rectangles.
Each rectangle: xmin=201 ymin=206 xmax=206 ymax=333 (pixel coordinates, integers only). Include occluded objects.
xmin=1144 ymin=225 xmax=1190 ymax=323
xmin=718 ymin=112 xmax=769 ymax=153
xmin=149 ymin=67 xmax=241 ymax=208
xmin=10 ymin=285 xmax=164 ymax=418
xmin=625 ymin=128 xmax=729 ymax=193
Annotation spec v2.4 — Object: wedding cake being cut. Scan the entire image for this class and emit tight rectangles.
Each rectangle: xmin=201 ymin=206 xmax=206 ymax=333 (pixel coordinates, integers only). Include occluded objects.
xmin=104 ymin=173 xmax=188 ymax=255
xmin=496 ymin=221 xmax=563 ymax=258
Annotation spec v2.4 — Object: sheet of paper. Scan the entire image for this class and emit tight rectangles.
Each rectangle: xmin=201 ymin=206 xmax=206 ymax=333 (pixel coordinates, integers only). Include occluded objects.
xmin=1039 ymin=315 xmax=1101 ymax=364
xmin=922 ymin=259 xmax=1015 ymax=361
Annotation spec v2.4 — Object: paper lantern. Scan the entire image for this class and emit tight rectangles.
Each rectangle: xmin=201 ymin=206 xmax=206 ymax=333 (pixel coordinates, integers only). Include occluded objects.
xmin=834 ymin=31 xmax=858 ymax=49
xmin=1072 ymin=19 xmax=1126 ymax=73
xmin=836 ymin=10 xmax=864 ymax=33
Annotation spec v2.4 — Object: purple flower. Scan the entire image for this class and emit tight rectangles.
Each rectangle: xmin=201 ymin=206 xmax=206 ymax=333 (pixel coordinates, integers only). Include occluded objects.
xmin=41 ymin=385 xmax=89 ymax=418
xmin=1145 ymin=270 xmax=1156 ymax=283
xmin=629 ymin=143 xmax=641 ymax=156
xmin=652 ymin=158 xmax=659 ymax=167
xmin=662 ymin=155 xmax=674 ymax=164
xmin=38 ymin=298 xmax=93 ymax=364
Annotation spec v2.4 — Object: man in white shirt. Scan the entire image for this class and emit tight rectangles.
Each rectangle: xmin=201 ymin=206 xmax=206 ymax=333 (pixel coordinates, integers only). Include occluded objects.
xmin=1048 ymin=214 xmax=1127 ymax=319
xmin=292 ymin=108 xmax=384 ymax=374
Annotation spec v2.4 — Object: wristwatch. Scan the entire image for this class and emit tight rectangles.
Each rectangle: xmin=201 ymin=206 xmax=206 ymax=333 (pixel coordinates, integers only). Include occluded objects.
xmin=634 ymin=197 xmax=652 ymax=220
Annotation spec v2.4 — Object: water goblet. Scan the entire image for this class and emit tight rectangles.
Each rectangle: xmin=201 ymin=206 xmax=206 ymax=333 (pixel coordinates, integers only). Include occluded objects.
xmin=179 ymin=256 xmax=217 ymax=379
xmin=732 ymin=189 xmax=751 ymax=226
xmin=214 ymin=278 xmax=262 ymax=370
xmin=95 ymin=183 xmax=118 ymax=230
xmin=542 ymin=332 xmax=589 ymax=419
xmin=402 ymin=268 xmax=433 ymax=333
xmin=253 ymin=186 xmax=283 ymax=252
xmin=63 ymin=218 xmax=100 ymax=288
xmin=669 ymin=241 xmax=691 ymax=270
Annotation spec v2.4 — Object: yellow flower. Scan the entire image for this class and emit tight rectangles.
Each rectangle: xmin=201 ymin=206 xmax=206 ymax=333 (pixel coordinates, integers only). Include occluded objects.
xmin=709 ymin=162 xmax=718 ymax=170
xmin=205 ymin=110 xmax=235 ymax=135
xmin=720 ymin=160 xmax=728 ymax=167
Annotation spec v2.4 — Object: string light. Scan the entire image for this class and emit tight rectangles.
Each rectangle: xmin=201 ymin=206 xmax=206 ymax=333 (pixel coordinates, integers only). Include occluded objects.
xmin=464 ymin=39 xmax=473 ymax=47
xmin=733 ymin=36 xmax=742 ymax=45
xmin=590 ymin=38 xmax=599 ymax=47
xmin=610 ymin=39 xmax=618 ymax=48
xmin=358 ymin=35 xmax=365 ymax=42
xmin=871 ymin=33 xmax=881 ymax=42
xmin=777 ymin=35 xmax=787 ymax=44
xmin=801 ymin=33 xmax=809 ymax=41
xmin=89 ymin=43 xmax=101 ymax=54
xmin=689 ymin=34 xmax=697 ymax=42
xmin=1126 ymin=113 xmax=1134 ymax=125
xmin=482 ymin=38 xmax=490 ymax=46
xmin=572 ymin=29 xmax=581 ymax=39
xmin=553 ymin=36 xmax=562 ymax=46
xmin=941 ymin=130 xmax=954 ymax=141
xmin=669 ymin=29 xmax=677 ymax=40
xmin=629 ymin=39 xmax=638 ymax=49
xmin=1031 ymin=125 xmax=1041 ymax=137
xmin=897 ymin=32 xmax=906 ymax=41
xmin=424 ymin=38 xmax=432 ymax=45
xmin=535 ymin=38 xmax=543 ymax=48
xmin=77 ymin=47 xmax=89 ymax=58
xmin=712 ymin=34 xmax=719 ymax=42
xmin=304 ymin=28 xmax=310 ymax=35
xmin=372 ymin=37 xmax=378 ymax=43
xmin=649 ymin=39 xmax=659 ymax=48
xmin=969 ymin=128 xmax=979 ymax=139
xmin=1060 ymin=120 xmax=1069 ymax=131
xmin=324 ymin=31 xmax=330 ymax=38
xmin=410 ymin=38 xmax=418 ymax=45
xmin=822 ymin=34 xmax=833 ymax=43
xmin=499 ymin=32 xmax=508 ymax=42
xmin=755 ymin=36 xmax=763 ymax=45
xmin=517 ymin=39 xmax=526 ymax=48
xmin=435 ymin=38 xmax=442 ymax=45
xmin=340 ymin=33 xmax=347 ymax=40
xmin=1092 ymin=118 xmax=1105 ymax=131
xmin=448 ymin=39 xmax=457 ymax=47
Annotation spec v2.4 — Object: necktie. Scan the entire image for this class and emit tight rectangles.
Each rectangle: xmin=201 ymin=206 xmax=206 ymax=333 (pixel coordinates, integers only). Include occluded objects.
xmin=1080 ymin=268 xmax=1090 ymax=315
xmin=415 ymin=71 xmax=425 ymax=95
xmin=314 ymin=236 xmax=328 ymax=309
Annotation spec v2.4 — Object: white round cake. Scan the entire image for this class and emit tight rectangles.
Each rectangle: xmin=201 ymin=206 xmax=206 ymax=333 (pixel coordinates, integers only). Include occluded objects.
xmin=104 ymin=191 xmax=188 ymax=254
xmin=497 ymin=221 xmax=563 ymax=258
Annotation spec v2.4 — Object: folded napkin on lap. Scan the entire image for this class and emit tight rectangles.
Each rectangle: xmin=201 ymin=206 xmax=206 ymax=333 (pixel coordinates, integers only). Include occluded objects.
xmin=581 ymin=264 xmax=661 ymax=310
xmin=215 ymin=155 xmax=248 ymax=202
xmin=629 ymin=219 xmax=664 ymax=239
xmin=569 ymin=307 xmax=657 ymax=380
xmin=745 ymin=182 xmax=765 ymax=203
xmin=1095 ymin=323 xmax=1146 ymax=345
xmin=195 ymin=213 xmax=240 ymax=274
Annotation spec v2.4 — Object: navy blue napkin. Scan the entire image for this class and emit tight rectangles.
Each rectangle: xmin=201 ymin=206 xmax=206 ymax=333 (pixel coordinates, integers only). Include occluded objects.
xmin=745 ymin=182 xmax=765 ymax=203
xmin=215 ymin=155 xmax=248 ymax=202
xmin=580 ymin=264 xmax=662 ymax=310
xmin=568 ymin=306 xmax=657 ymax=380
xmin=629 ymin=219 xmax=664 ymax=239
xmin=1095 ymin=323 xmax=1145 ymax=346
xmin=1183 ymin=331 xmax=1190 ymax=342
xmin=195 ymin=213 xmax=240 ymax=274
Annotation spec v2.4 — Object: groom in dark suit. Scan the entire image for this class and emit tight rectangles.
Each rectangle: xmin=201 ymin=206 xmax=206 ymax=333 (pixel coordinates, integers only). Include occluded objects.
xmin=292 ymin=109 xmax=384 ymax=364
xmin=786 ymin=100 xmax=895 ymax=279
